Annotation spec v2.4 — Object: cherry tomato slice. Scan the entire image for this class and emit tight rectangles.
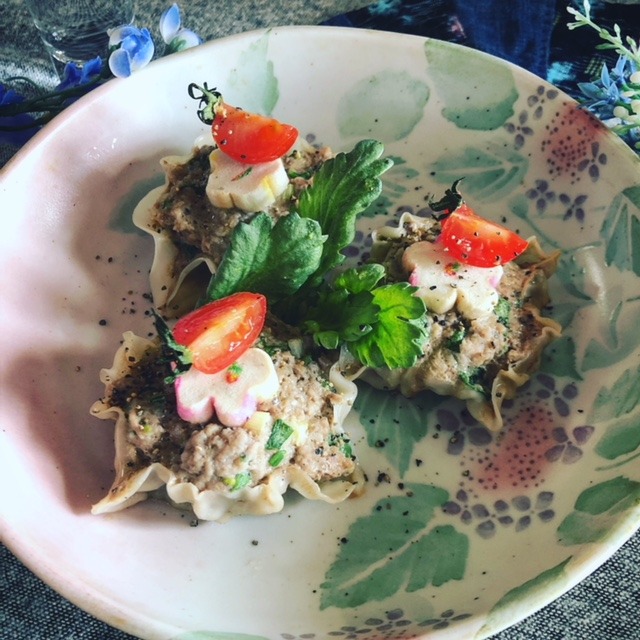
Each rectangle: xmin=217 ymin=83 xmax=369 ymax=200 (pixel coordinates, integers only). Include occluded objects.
xmin=439 ymin=203 xmax=529 ymax=268
xmin=173 ymin=292 xmax=267 ymax=375
xmin=212 ymin=103 xmax=298 ymax=164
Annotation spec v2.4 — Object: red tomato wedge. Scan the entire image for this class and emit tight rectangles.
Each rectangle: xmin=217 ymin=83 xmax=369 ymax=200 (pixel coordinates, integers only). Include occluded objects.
xmin=173 ymin=293 xmax=267 ymax=375
xmin=188 ymin=82 xmax=298 ymax=165
xmin=431 ymin=181 xmax=529 ymax=268
xmin=212 ymin=103 xmax=298 ymax=165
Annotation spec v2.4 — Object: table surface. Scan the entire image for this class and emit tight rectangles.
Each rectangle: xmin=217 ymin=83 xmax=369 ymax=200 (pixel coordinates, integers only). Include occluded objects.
xmin=1 ymin=1 xmax=639 ymax=639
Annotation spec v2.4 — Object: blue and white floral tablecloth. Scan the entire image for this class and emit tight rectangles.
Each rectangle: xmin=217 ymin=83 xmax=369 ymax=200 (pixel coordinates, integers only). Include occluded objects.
xmin=1 ymin=1 xmax=639 ymax=638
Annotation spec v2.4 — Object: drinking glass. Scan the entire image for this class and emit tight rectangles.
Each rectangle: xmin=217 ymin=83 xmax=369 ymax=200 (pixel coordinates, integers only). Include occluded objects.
xmin=25 ymin=0 xmax=136 ymax=74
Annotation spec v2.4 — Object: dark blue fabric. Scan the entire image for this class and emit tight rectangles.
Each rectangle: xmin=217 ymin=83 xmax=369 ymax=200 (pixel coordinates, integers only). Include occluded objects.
xmin=323 ymin=0 xmax=555 ymax=77
xmin=452 ymin=0 xmax=556 ymax=78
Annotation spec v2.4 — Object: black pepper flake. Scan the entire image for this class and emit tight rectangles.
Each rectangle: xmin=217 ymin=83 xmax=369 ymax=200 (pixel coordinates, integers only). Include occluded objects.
xmin=251 ymin=539 xmax=259 ymax=546
xmin=98 ymin=319 xmax=108 ymax=326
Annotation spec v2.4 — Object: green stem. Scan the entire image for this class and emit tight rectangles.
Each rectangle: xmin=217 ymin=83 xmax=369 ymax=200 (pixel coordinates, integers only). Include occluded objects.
xmin=187 ymin=81 xmax=222 ymax=125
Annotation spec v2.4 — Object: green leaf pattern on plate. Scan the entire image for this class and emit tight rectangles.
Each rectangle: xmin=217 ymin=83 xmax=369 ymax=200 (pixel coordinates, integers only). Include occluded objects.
xmin=429 ymin=141 xmax=528 ymax=202
xmin=354 ymin=383 xmax=436 ymax=477
xmin=320 ymin=484 xmax=468 ymax=609
xmin=601 ymin=186 xmax=640 ymax=277
xmin=478 ymin=558 xmax=572 ymax=637
xmin=424 ymin=40 xmax=518 ymax=130
xmin=557 ymin=477 xmax=640 ymax=545
xmin=593 ymin=364 xmax=640 ymax=463
xmin=337 ymin=70 xmax=429 ymax=142
xmin=226 ymin=33 xmax=278 ymax=114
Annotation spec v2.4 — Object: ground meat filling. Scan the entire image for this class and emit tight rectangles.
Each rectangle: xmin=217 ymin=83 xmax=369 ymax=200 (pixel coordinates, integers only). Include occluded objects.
xmin=150 ymin=144 xmax=332 ymax=275
xmin=107 ymin=336 xmax=356 ymax=495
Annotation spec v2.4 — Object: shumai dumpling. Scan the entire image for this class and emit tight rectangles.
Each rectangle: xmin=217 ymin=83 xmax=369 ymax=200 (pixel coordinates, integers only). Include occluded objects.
xmin=362 ymin=211 xmax=562 ymax=431
xmin=133 ymin=141 xmax=333 ymax=317
xmin=91 ymin=323 xmax=363 ymax=522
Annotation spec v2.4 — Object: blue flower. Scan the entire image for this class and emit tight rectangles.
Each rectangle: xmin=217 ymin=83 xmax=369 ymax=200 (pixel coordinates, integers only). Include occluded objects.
xmin=160 ymin=4 xmax=202 ymax=54
xmin=56 ymin=57 xmax=103 ymax=91
xmin=108 ymin=26 xmax=155 ymax=78
xmin=0 ymin=84 xmax=38 ymax=146
xmin=577 ymin=55 xmax=640 ymax=154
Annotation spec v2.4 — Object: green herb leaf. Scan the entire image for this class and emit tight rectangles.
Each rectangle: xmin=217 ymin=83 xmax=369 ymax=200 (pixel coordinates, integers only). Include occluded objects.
xmin=266 ymin=419 xmax=294 ymax=450
xmin=153 ymin=311 xmax=192 ymax=382
xmin=333 ymin=263 xmax=385 ymax=294
xmin=348 ymin=283 xmax=428 ymax=369
xmin=224 ymin=471 xmax=252 ymax=491
xmin=298 ymin=139 xmax=393 ymax=283
xmin=459 ymin=367 xmax=488 ymax=396
xmin=203 ymin=212 xmax=325 ymax=303
xmin=495 ymin=296 xmax=511 ymax=327
xmin=304 ymin=288 xmax=379 ymax=347
xmin=268 ymin=450 xmax=286 ymax=467
xmin=444 ymin=325 xmax=466 ymax=352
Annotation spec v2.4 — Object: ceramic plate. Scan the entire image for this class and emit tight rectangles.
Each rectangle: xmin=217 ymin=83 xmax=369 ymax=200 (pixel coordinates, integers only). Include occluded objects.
xmin=2 ymin=26 xmax=640 ymax=640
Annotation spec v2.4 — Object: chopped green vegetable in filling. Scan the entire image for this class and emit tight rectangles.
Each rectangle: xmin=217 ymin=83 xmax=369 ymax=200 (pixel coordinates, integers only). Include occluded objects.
xmin=329 ymin=433 xmax=354 ymax=459
xmin=268 ymin=450 xmax=286 ymax=467
xmin=459 ymin=367 xmax=488 ymax=397
xmin=495 ymin=296 xmax=511 ymax=327
xmin=445 ymin=325 xmax=466 ymax=352
xmin=266 ymin=419 xmax=294 ymax=450
xmin=224 ymin=471 xmax=252 ymax=491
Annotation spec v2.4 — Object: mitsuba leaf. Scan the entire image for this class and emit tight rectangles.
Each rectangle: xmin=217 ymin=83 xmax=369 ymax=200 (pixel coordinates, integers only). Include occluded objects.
xmin=349 ymin=283 xmax=428 ymax=369
xmin=302 ymin=268 xmax=428 ymax=369
xmin=333 ymin=263 xmax=385 ymax=294
xmin=153 ymin=311 xmax=191 ymax=381
xmin=304 ymin=288 xmax=378 ymax=346
xmin=298 ymin=139 xmax=393 ymax=282
xmin=203 ymin=212 xmax=324 ymax=303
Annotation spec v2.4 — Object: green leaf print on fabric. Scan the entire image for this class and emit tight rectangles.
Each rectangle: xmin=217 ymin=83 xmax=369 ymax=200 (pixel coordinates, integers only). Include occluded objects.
xmin=424 ymin=40 xmax=518 ymax=130
xmin=320 ymin=484 xmax=468 ymax=609
xmin=557 ymin=476 xmax=640 ymax=546
xmin=226 ymin=33 xmax=278 ymax=115
xmin=337 ymin=70 xmax=429 ymax=142
xmin=601 ymin=186 xmax=640 ymax=277
xmin=430 ymin=142 xmax=528 ymax=202
xmin=478 ymin=558 xmax=572 ymax=637
xmin=355 ymin=383 xmax=436 ymax=477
